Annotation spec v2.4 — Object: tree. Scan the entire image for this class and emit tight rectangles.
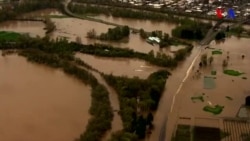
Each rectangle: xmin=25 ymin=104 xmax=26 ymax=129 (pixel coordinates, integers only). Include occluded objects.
xmin=122 ymin=26 xmax=130 ymax=36
xmin=201 ymin=54 xmax=207 ymax=67
xmin=136 ymin=115 xmax=147 ymax=139
xmin=215 ymin=31 xmax=225 ymax=40
xmin=245 ymin=96 xmax=250 ymax=106
xmin=148 ymin=50 xmax=154 ymax=58
xmin=139 ymin=29 xmax=147 ymax=39
xmin=242 ymin=55 xmax=245 ymax=59
xmin=222 ymin=59 xmax=228 ymax=68
xmin=208 ymin=56 xmax=214 ymax=65
xmin=76 ymin=36 xmax=82 ymax=44
xmin=163 ymin=33 xmax=169 ymax=41
xmin=87 ymin=29 xmax=96 ymax=38
xmin=146 ymin=112 xmax=154 ymax=126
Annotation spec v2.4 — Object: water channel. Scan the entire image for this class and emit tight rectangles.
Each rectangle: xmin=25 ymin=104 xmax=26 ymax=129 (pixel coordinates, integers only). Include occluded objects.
xmin=0 ymin=8 xmax=250 ymax=141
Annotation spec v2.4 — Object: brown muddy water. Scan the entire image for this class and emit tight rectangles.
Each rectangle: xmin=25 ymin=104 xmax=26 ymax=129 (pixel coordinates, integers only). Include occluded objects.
xmin=0 ymin=21 xmax=45 ymax=37
xmin=75 ymin=53 xmax=162 ymax=79
xmin=90 ymin=14 xmax=177 ymax=35
xmin=51 ymin=17 xmax=180 ymax=54
xmin=164 ymin=37 xmax=250 ymax=141
xmin=2 ymin=9 xmax=249 ymax=141
xmin=0 ymin=53 xmax=91 ymax=141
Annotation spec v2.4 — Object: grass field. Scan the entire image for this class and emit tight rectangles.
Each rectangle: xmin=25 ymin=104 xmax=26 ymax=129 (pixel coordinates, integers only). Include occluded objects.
xmin=223 ymin=69 xmax=245 ymax=76
xmin=0 ymin=31 xmax=22 ymax=42
xmin=212 ymin=50 xmax=223 ymax=55
xmin=203 ymin=105 xmax=224 ymax=115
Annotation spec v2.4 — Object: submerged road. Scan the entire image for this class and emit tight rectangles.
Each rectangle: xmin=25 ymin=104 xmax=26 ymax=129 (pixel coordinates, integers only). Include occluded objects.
xmin=159 ymin=18 xmax=250 ymax=141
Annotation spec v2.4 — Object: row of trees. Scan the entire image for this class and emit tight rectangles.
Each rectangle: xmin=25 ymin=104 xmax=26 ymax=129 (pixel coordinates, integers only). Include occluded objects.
xmin=0 ymin=0 xmax=63 ymax=22
xmin=68 ymin=4 xmax=180 ymax=23
xmin=72 ymin=0 xmax=242 ymax=23
xmin=70 ymin=43 xmax=194 ymax=68
xmin=87 ymin=26 xmax=130 ymax=41
xmin=0 ymin=35 xmax=113 ymax=141
xmin=103 ymin=70 xmax=170 ymax=139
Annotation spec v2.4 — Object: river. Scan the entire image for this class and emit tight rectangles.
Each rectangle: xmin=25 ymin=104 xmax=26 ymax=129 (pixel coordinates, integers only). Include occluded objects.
xmin=0 ymin=53 xmax=91 ymax=141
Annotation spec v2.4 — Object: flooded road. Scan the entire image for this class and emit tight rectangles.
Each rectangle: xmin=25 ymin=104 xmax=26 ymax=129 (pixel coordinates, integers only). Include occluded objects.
xmin=75 ymin=53 xmax=162 ymax=79
xmin=163 ymin=37 xmax=250 ymax=141
xmin=0 ymin=54 xmax=91 ymax=141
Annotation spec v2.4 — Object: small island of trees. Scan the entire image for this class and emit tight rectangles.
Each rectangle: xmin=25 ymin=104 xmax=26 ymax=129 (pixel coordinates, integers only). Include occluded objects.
xmin=87 ymin=26 xmax=130 ymax=41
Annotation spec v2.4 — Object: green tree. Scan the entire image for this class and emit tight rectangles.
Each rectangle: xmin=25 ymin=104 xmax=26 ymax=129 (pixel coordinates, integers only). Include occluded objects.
xmin=136 ymin=115 xmax=147 ymax=139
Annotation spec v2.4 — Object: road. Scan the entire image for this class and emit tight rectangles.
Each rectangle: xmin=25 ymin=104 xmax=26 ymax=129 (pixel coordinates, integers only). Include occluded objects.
xmin=158 ymin=18 xmax=250 ymax=141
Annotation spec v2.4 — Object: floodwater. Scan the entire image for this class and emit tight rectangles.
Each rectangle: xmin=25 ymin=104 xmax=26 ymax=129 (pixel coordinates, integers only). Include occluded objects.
xmin=163 ymin=37 xmax=250 ymax=141
xmin=0 ymin=53 xmax=91 ymax=141
xmin=0 ymin=20 xmax=45 ymax=37
xmin=75 ymin=53 xmax=162 ymax=79
xmin=2 ymin=8 xmax=249 ymax=141
xmin=51 ymin=17 xmax=177 ymax=54
xmin=90 ymin=15 xmax=177 ymax=35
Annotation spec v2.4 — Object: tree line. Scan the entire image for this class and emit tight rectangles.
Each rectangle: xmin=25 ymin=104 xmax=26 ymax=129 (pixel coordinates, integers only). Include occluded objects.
xmin=71 ymin=0 xmax=241 ymax=24
xmin=0 ymin=0 xmax=63 ymax=22
xmin=103 ymin=70 xmax=170 ymax=140
xmin=68 ymin=3 xmax=180 ymax=23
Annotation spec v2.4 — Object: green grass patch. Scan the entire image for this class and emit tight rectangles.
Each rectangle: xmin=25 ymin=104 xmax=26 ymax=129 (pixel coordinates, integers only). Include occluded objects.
xmin=191 ymin=96 xmax=204 ymax=102
xmin=0 ymin=31 xmax=22 ymax=41
xmin=174 ymin=125 xmax=191 ymax=141
xmin=225 ymin=96 xmax=233 ymax=100
xmin=212 ymin=50 xmax=223 ymax=55
xmin=203 ymin=105 xmax=224 ymax=115
xmin=242 ymin=77 xmax=247 ymax=80
xmin=223 ymin=69 xmax=245 ymax=76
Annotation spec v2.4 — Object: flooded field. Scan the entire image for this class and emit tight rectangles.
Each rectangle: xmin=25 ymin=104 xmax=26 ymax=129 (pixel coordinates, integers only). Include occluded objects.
xmin=1 ymin=8 xmax=249 ymax=141
xmin=90 ymin=15 xmax=177 ymax=35
xmin=0 ymin=54 xmax=91 ymax=141
xmin=0 ymin=21 xmax=45 ymax=37
xmin=164 ymin=37 xmax=250 ymax=141
xmin=51 ymin=17 xmax=176 ymax=54
xmin=76 ymin=53 xmax=162 ymax=79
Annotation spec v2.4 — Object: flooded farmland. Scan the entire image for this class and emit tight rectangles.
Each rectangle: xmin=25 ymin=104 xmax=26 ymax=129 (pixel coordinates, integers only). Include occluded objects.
xmin=1 ymin=8 xmax=250 ymax=141
xmin=76 ymin=53 xmax=163 ymax=79
xmin=0 ymin=53 xmax=91 ymax=141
